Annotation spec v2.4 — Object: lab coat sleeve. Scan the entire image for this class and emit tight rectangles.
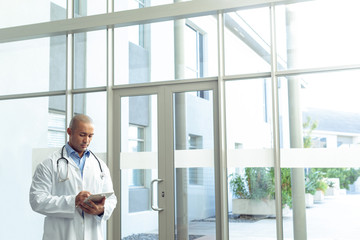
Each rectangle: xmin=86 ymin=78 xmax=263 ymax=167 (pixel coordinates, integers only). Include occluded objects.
xmin=29 ymin=160 xmax=76 ymax=218
xmin=96 ymin=164 xmax=117 ymax=222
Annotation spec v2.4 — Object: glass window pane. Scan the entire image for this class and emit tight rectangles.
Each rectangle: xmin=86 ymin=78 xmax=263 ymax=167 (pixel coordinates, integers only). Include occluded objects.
xmin=74 ymin=0 xmax=107 ymax=17
xmin=225 ymin=79 xmax=278 ymax=239
xmin=173 ymin=90 xmax=216 ymax=239
xmin=120 ymin=94 xmax=158 ymax=236
xmin=114 ymin=15 xmax=217 ymax=85
xmin=72 ymin=91 xmax=108 ymax=236
xmin=0 ymin=0 xmax=66 ymax=28
xmin=0 ymin=96 xmax=65 ymax=239
xmin=225 ymin=8 xmax=271 ymax=75
xmin=0 ymin=36 xmax=66 ymax=95
xmin=279 ymin=70 xmax=360 ymax=239
xmin=115 ymin=0 xmax=192 ymax=12
xmin=226 ymin=79 xmax=273 ymax=150
xmin=276 ymin=0 xmax=360 ymax=70
xmin=48 ymin=101 xmax=67 ymax=148
xmin=304 ymin=168 xmax=360 ymax=239
xmin=184 ymin=26 xmax=198 ymax=78
xmin=74 ymin=30 xmax=107 ymax=89
xmin=128 ymin=125 xmax=138 ymax=139
xmin=73 ymin=92 xmax=107 ymax=153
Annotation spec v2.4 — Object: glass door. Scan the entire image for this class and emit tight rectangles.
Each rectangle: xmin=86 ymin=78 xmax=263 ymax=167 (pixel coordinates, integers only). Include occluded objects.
xmin=172 ymin=89 xmax=216 ymax=240
xmin=113 ymin=86 xmax=163 ymax=239
xmin=113 ymin=82 xmax=218 ymax=240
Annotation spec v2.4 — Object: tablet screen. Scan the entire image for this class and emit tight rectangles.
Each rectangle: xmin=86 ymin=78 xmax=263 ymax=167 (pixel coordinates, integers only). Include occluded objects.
xmin=84 ymin=192 xmax=114 ymax=204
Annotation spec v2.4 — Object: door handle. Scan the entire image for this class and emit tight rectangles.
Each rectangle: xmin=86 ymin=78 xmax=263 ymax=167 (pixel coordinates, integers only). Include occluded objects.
xmin=150 ymin=178 xmax=164 ymax=211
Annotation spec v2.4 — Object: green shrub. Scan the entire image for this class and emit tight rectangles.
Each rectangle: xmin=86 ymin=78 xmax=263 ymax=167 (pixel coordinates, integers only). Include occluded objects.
xmin=229 ymin=167 xmax=292 ymax=208
xmin=229 ymin=168 xmax=274 ymax=200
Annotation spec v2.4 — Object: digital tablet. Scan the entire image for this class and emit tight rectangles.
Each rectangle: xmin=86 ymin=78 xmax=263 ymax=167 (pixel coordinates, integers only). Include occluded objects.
xmin=84 ymin=192 xmax=114 ymax=204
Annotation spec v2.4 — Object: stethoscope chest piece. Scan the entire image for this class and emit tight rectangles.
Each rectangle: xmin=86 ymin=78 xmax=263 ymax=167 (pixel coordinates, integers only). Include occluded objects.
xmin=57 ymin=154 xmax=69 ymax=182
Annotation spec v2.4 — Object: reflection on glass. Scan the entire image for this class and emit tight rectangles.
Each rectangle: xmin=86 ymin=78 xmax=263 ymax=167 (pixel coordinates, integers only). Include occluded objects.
xmin=74 ymin=30 xmax=107 ymax=89
xmin=224 ymin=8 xmax=271 ymax=75
xmin=173 ymin=90 xmax=215 ymax=240
xmin=120 ymin=95 xmax=159 ymax=239
xmin=276 ymin=0 xmax=360 ymax=70
xmin=114 ymin=15 xmax=217 ymax=85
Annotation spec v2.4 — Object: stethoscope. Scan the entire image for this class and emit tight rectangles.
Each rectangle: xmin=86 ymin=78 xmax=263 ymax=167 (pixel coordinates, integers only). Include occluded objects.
xmin=57 ymin=145 xmax=104 ymax=182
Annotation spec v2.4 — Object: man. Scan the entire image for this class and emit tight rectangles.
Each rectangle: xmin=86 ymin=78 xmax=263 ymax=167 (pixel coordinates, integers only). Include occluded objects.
xmin=30 ymin=114 xmax=117 ymax=240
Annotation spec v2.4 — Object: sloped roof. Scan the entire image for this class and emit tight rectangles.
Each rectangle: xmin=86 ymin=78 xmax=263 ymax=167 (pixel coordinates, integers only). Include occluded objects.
xmin=302 ymin=108 xmax=360 ymax=134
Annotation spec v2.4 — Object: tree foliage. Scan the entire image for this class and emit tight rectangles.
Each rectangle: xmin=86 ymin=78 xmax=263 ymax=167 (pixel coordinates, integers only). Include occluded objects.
xmin=303 ymin=116 xmax=318 ymax=148
xmin=313 ymin=168 xmax=360 ymax=190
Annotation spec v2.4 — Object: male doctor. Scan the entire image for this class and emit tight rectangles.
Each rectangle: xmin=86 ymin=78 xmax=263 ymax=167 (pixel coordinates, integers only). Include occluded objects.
xmin=30 ymin=114 xmax=117 ymax=240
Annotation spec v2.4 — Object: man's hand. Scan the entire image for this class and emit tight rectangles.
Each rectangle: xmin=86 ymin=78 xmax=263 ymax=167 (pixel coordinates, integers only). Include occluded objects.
xmin=80 ymin=197 xmax=105 ymax=215
xmin=76 ymin=191 xmax=105 ymax=215
xmin=75 ymin=191 xmax=91 ymax=207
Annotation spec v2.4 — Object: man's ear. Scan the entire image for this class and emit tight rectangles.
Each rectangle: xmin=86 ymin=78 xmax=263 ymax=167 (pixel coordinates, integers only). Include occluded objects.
xmin=67 ymin=128 xmax=71 ymax=136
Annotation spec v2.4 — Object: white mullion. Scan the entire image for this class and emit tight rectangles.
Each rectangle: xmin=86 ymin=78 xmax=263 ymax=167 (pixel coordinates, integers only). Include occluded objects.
xmin=269 ymin=4 xmax=284 ymax=240
xmin=216 ymin=12 xmax=229 ymax=240
xmin=106 ymin=18 xmax=116 ymax=240
xmin=108 ymin=0 xmax=114 ymax=13
xmin=65 ymin=0 xmax=74 ymax=142
xmin=65 ymin=33 xmax=74 ymax=142
xmin=67 ymin=0 xmax=74 ymax=19
xmin=106 ymin=1 xmax=116 ymax=239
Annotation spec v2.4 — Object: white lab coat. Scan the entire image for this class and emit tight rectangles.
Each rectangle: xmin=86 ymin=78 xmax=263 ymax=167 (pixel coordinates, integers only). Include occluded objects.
xmin=29 ymin=148 xmax=117 ymax=240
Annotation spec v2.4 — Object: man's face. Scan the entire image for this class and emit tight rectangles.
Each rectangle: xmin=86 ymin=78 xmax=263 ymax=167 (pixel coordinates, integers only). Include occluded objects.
xmin=67 ymin=121 xmax=94 ymax=157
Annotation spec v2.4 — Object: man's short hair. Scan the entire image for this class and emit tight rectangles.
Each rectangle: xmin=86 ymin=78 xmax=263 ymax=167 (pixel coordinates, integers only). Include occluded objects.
xmin=69 ymin=114 xmax=94 ymax=130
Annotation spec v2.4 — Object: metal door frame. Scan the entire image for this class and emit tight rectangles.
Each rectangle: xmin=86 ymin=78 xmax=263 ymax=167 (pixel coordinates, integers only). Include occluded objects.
xmin=112 ymin=80 xmax=221 ymax=240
